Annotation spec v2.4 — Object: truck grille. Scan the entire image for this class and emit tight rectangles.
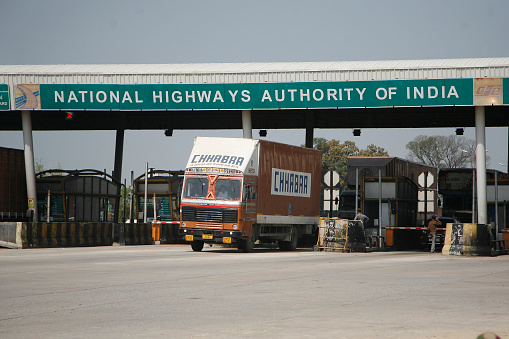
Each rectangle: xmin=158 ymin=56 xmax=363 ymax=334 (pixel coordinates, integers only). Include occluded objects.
xmin=182 ymin=206 xmax=238 ymax=223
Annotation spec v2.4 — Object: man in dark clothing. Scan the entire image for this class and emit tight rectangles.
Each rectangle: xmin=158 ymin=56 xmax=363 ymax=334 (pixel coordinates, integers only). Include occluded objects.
xmin=427 ymin=215 xmax=442 ymax=253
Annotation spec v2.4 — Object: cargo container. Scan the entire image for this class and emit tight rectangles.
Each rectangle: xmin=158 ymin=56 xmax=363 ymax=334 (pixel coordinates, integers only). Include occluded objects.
xmin=0 ymin=147 xmax=27 ymax=221
xmin=178 ymin=137 xmax=321 ymax=252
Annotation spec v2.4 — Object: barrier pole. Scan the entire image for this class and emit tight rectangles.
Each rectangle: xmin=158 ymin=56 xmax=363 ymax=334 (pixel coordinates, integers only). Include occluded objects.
xmin=47 ymin=190 xmax=51 ymax=222
xmin=144 ymin=162 xmax=148 ymax=223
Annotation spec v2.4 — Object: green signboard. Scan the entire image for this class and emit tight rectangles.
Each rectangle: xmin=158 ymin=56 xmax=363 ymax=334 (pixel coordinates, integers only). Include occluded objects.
xmin=37 ymin=78 xmax=474 ymax=110
xmin=0 ymin=84 xmax=9 ymax=110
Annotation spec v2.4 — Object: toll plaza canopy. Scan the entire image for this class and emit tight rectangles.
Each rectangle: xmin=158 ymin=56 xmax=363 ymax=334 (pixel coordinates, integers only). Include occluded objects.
xmin=1 ymin=57 xmax=509 ymax=130
xmin=1 ymin=57 xmax=508 ymax=224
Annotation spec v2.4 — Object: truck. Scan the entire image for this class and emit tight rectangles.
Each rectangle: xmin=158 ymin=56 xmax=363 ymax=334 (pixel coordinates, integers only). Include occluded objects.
xmin=0 ymin=147 xmax=28 ymax=221
xmin=178 ymin=137 xmax=322 ymax=252
xmin=337 ymin=156 xmax=438 ymax=249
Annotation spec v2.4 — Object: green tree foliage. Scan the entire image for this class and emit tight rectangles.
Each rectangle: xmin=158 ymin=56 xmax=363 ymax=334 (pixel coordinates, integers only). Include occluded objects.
xmin=118 ymin=185 xmax=136 ymax=222
xmin=313 ymin=138 xmax=389 ymax=189
xmin=405 ymin=135 xmax=483 ymax=168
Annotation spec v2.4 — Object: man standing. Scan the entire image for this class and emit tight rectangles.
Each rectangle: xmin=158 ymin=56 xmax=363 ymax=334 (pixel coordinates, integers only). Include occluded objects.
xmin=354 ymin=208 xmax=369 ymax=226
xmin=427 ymin=215 xmax=442 ymax=253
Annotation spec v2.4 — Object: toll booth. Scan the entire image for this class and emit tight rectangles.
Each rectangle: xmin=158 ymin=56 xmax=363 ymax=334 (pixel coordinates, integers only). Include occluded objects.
xmin=134 ymin=169 xmax=183 ymax=243
xmin=35 ymin=169 xmax=121 ymax=222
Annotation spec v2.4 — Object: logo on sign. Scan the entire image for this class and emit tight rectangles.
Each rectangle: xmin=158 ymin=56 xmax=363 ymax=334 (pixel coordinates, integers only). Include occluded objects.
xmin=474 ymin=78 xmax=503 ymax=106
xmin=15 ymin=84 xmax=41 ymax=109
xmin=271 ymin=168 xmax=311 ymax=198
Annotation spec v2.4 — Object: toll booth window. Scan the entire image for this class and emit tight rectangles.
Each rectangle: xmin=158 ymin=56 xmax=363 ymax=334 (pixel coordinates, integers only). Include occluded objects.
xmin=215 ymin=179 xmax=241 ymax=201
xmin=183 ymin=177 xmax=209 ymax=199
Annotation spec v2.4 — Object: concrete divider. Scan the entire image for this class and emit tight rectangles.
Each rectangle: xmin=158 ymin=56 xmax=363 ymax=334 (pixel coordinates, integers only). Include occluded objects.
xmin=0 ymin=222 xmax=22 ymax=248
xmin=442 ymin=223 xmax=492 ymax=256
xmin=1 ymin=222 xmax=157 ymax=248
xmin=23 ymin=222 xmax=114 ymax=248
xmin=123 ymin=223 xmax=153 ymax=245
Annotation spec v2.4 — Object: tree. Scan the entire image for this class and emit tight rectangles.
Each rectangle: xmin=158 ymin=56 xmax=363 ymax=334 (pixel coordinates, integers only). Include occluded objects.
xmin=118 ymin=185 xmax=136 ymax=222
xmin=313 ymin=138 xmax=389 ymax=190
xmin=405 ymin=135 xmax=487 ymax=168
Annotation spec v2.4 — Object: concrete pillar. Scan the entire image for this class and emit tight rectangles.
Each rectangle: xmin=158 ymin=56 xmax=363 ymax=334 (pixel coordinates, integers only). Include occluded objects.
xmin=113 ymin=128 xmax=124 ymax=182
xmin=242 ymin=110 xmax=252 ymax=139
xmin=21 ymin=110 xmax=38 ymax=222
xmin=475 ymin=106 xmax=487 ymax=225
xmin=305 ymin=111 xmax=314 ymax=148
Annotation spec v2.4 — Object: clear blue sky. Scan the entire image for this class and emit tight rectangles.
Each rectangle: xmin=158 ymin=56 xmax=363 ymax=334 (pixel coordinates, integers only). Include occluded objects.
xmin=1 ymin=0 xmax=508 ymax=182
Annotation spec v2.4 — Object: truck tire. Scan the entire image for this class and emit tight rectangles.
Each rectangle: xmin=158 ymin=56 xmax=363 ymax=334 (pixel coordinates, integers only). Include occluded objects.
xmin=279 ymin=227 xmax=298 ymax=251
xmin=288 ymin=227 xmax=298 ymax=251
xmin=191 ymin=240 xmax=204 ymax=252
xmin=241 ymin=235 xmax=255 ymax=253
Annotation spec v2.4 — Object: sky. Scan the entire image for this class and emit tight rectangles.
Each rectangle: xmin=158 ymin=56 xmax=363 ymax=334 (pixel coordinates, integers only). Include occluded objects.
xmin=1 ymin=0 xmax=509 ymax=183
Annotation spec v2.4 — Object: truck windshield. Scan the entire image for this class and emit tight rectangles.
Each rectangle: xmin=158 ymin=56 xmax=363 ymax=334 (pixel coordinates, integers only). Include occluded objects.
xmin=215 ymin=178 xmax=241 ymax=201
xmin=183 ymin=177 xmax=209 ymax=199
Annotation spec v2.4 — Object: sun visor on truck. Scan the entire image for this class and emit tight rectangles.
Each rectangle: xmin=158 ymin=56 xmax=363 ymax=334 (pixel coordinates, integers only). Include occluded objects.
xmin=185 ymin=137 xmax=260 ymax=175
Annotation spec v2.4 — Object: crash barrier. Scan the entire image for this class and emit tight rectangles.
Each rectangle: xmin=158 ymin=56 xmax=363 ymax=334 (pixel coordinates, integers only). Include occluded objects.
xmin=1 ymin=222 xmax=114 ymax=248
xmin=442 ymin=223 xmax=492 ymax=256
xmin=119 ymin=223 xmax=153 ymax=245
xmin=0 ymin=222 xmax=20 ymax=248
xmin=151 ymin=221 xmax=182 ymax=244
xmin=315 ymin=218 xmax=366 ymax=252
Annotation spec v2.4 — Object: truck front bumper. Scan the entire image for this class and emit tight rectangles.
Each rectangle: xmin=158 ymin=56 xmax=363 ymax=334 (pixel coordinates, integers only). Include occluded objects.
xmin=178 ymin=228 xmax=244 ymax=244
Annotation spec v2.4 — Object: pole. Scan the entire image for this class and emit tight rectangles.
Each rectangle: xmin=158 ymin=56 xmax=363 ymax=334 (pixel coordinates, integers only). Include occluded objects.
xmin=424 ymin=171 xmax=428 ymax=223
xmin=378 ymin=169 xmax=382 ymax=237
xmin=495 ymin=174 xmax=499 ymax=239
xmin=475 ymin=106 xmax=487 ymax=224
xmin=144 ymin=163 xmax=148 ymax=223
xmin=21 ymin=110 xmax=38 ymax=222
xmin=329 ymin=172 xmax=333 ymax=218
xmin=47 ymin=190 xmax=51 ymax=222
xmin=129 ymin=171 xmax=134 ymax=222
xmin=153 ymin=193 xmax=157 ymax=221
xmin=242 ymin=110 xmax=252 ymax=139
xmin=355 ymin=168 xmax=359 ymax=213
xmin=472 ymin=168 xmax=476 ymax=224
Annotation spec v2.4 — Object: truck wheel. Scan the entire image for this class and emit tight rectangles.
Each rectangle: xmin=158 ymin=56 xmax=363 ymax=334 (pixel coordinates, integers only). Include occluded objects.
xmin=191 ymin=240 xmax=204 ymax=252
xmin=241 ymin=235 xmax=255 ymax=253
xmin=279 ymin=227 xmax=298 ymax=251
xmin=288 ymin=227 xmax=298 ymax=251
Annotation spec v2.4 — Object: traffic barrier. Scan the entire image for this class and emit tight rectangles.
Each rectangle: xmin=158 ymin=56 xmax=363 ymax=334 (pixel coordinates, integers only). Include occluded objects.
xmin=315 ymin=218 xmax=366 ymax=252
xmin=12 ymin=222 xmax=114 ymax=248
xmin=0 ymin=222 xmax=21 ymax=248
xmin=442 ymin=223 xmax=492 ymax=256
xmin=123 ymin=223 xmax=153 ymax=245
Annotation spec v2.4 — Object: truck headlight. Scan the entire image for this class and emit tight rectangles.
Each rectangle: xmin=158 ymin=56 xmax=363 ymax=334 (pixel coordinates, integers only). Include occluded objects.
xmin=181 ymin=222 xmax=187 ymax=227
xmin=233 ymin=224 xmax=238 ymax=230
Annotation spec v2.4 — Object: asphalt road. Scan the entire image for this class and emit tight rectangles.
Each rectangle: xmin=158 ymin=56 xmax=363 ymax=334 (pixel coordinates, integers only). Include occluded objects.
xmin=1 ymin=245 xmax=508 ymax=338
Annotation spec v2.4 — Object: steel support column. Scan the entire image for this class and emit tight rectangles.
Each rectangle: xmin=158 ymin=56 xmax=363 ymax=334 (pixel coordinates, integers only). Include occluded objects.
xmin=475 ymin=106 xmax=487 ymax=225
xmin=242 ymin=110 xmax=252 ymax=138
xmin=305 ymin=111 xmax=314 ymax=148
xmin=21 ymin=110 xmax=38 ymax=222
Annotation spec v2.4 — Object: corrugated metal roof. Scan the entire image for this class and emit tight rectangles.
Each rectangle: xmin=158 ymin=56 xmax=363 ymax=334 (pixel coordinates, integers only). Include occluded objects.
xmin=1 ymin=57 xmax=509 ymax=75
